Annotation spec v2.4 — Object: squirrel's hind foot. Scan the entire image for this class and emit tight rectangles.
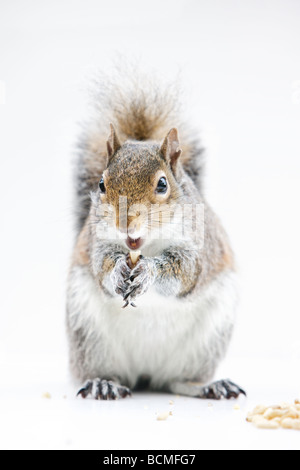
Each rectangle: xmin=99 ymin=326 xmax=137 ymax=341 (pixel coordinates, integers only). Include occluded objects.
xmin=77 ymin=378 xmax=132 ymax=400
xmin=199 ymin=379 xmax=246 ymax=400
xmin=169 ymin=379 xmax=246 ymax=400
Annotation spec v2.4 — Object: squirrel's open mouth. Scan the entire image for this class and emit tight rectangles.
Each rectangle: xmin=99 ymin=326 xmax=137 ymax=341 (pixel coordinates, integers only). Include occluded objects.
xmin=126 ymin=236 xmax=143 ymax=250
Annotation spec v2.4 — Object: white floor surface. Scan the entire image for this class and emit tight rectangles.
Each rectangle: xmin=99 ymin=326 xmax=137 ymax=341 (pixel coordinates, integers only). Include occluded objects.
xmin=1 ymin=352 xmax=299 ymax=450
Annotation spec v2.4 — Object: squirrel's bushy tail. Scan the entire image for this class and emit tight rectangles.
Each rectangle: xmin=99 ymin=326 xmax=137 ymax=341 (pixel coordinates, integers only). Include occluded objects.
xmin=74 ymin=66 xmax=204 ymax=232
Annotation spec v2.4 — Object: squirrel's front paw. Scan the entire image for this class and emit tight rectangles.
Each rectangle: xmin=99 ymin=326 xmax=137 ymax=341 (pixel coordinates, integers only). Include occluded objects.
xmin=110 ymin=257 xmax=131 ymax=297
xmin=123 ymin=257 xmax=157 ymax=306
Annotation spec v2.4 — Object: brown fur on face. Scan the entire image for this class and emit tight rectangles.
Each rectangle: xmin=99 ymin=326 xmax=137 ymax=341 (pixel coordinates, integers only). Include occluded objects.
xmin=73 ymin=70 xmax=204 ymax=234
xmin=100 ymin=141 xmax=182 ymax=233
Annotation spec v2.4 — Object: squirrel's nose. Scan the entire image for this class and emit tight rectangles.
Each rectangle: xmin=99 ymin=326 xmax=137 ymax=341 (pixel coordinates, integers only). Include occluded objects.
xmin=127 ymin=216 xmax=142 ymax=236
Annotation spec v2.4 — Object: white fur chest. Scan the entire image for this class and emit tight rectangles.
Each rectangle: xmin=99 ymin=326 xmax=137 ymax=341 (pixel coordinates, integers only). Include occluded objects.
xmin=68 ymin=265 xmax=238 ymax=388
xmin=90 ymin=284 xmax=197 ymax=385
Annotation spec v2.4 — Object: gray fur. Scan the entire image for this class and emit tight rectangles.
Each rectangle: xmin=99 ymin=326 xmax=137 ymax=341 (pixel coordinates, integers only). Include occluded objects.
xmin=66 ymin=71 xmax=244 ymax=400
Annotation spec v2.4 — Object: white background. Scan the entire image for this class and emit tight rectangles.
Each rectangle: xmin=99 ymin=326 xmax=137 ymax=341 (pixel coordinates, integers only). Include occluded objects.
xmin=0 ymin=0 xmax=300 ymax=450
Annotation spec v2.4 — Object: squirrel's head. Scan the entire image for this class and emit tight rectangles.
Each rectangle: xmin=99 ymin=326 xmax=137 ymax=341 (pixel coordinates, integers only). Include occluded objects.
xmin=95 ymin=124 xmax=184 ymax=251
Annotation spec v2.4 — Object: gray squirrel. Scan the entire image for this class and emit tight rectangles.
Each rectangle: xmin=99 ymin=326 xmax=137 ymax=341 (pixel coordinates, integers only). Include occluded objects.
xmin=66 ymin=71 xmax=245 ymax=400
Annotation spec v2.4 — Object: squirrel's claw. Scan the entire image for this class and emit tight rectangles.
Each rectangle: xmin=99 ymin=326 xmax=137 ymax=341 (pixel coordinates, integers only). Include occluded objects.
xmin=201 ymin=379 xmax=246 ymax=400
xmin=169 ymin=379 xmax=246 ymax=400
xmin=122 ymin=301 xmax=137 ymax=308
xmin=77 ymin=378 xmax=132 ymax=400
xmin=123 ymin=285 xmax=139 ymax=301
xmin=121 ymin=258 xmax=156 ymax=308
xmin=122 ymin=286 xmax=140 ymax=309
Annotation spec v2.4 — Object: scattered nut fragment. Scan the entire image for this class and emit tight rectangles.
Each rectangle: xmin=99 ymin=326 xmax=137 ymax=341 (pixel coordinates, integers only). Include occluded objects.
xmin=293 ymin=420 xmax=300 ymax=430
xmin=157 ymin=411 xmax=170 ymax=421
xmin=233 ymin=404 xmax=240 ymax=410
xmin=281 ymin=418 xmax=294 ymax=429
xmin=247 ymin=401 xmax=300 ymax=431
xmin=253 ymin=404 xmax=268 ymax=415
xmin=263 ymin=408 xmax=287 ymax=420
xmin=254 ymin=417 xmax=280 ymax=430
xmin=42 ymin=392 xmax=51 ymax=399
xmin=281 ymin=418 xmax=300 ymax=430
xmin=284 ymin=406 xmax=300 ymax=419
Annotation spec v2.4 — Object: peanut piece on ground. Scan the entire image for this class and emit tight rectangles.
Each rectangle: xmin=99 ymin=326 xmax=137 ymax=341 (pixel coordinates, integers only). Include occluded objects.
xmin=255 ymin=417 xmax=280 ymax=429
xmin=247 ymin=401 xmax=300 ymax=431
xmin=157 ymin=411 xmax=169 ymax=421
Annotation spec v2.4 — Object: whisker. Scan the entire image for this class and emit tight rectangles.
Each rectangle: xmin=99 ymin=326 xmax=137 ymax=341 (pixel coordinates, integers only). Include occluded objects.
xmin=146 ymin=220 xmax=185 ymax=227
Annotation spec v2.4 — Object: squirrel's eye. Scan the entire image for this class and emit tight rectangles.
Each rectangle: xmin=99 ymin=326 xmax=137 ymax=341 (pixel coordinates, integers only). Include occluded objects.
xmin=156 ymin=177 xmax=168 ymax=194
xmin=99 ymin=178 xmax=106 ymax=193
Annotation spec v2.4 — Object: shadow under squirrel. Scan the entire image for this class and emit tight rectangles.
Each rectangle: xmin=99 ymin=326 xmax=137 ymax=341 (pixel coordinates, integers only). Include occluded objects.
xmin=66 ymin=70 xmax=245 ymax=400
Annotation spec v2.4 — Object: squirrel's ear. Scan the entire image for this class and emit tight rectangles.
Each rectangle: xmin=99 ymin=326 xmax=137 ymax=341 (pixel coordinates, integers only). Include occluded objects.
xmin=160 ymin=128 xmax=182 ymax=174
xmin=106 ymin=123 xmax=121 ymax=163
